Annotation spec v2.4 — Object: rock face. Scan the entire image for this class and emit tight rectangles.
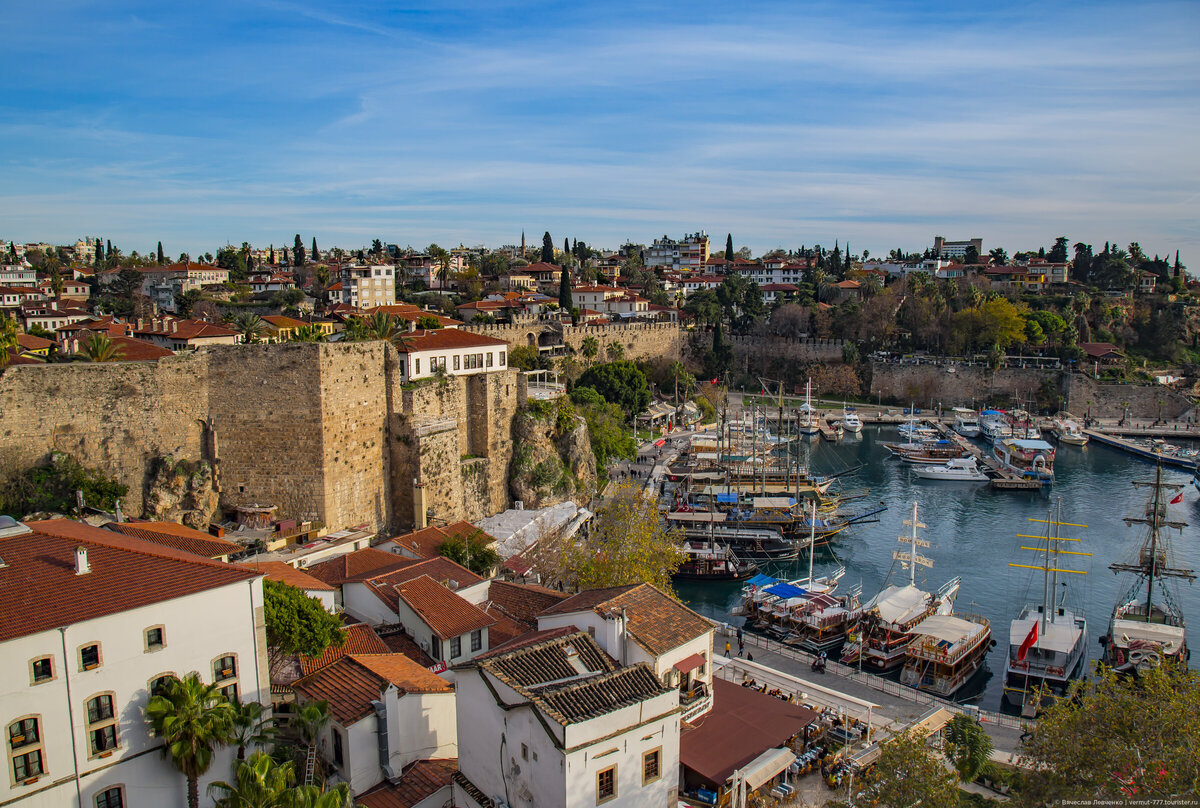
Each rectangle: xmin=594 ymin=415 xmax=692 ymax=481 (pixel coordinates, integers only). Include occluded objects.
xmin=143 ymin=457 xmax=219 ymax=529
xmin=509 ymin=403 xmax=597 ymax=509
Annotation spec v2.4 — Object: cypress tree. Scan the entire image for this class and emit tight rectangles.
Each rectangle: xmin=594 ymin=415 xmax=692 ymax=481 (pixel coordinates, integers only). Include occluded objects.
xmin=1175 ymin=251 xmax=1182 ymax=278
xmin=725 ymin=233 xmax=734 ymax=261
xmin=293 ymin=234 xmax=305 ymax=267
xmin=845 ymin=243 xmax=852 ymax=273
xmin=94 ymin=238 xmax=103 ymax=267
xmin=541 ymin=232 xmax=554 ymax=263
xmin=558 ymin=267 xmax=573 ymax=311
xmin=563 ymin=237 xmax=569 ymax=258
xmin=312 ymin=237 xmax=320 ymax=261
xmin=712 ymin=320 xmax=726 ymax=376
xmin=269 ymin=246 xmax=275 ymax=264
xmin=156 ymin=241 xmax=164 ymax=264
xmin=106 ymin=240 xmax=112 ymax=258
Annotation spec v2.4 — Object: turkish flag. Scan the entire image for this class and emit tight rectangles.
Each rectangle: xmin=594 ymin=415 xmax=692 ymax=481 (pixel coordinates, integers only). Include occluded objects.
xmin=710 ymin=376 xmax=721 ymax=385
xmin=1017 ymin=621 xmax=1038 ymax=661
xmin=1170 ymin=491 xmax=1184 ymax=505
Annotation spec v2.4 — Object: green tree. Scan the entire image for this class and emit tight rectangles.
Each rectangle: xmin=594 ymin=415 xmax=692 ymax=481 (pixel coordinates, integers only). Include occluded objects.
xmin=1020 ymin=665 xmax=1200 ymax=802
xmin=217 ymin=246 xmax=249 ymax=280
xmin=437 ymin=529 xmax=501 ymax=576
xmin=683 ymin=288 xmax=721 ymax=327
xmin=290 ymin=324 xmax=325 ymax=343
xmin=1048 ymin=237 xmax=1069 ymax=263
xmin=989 ymin=247 xmax=1008 ymax=265
xmin=725 ymin=233 xmax=734 ymax=261
xmin=964 ymin=244 xmax=981 ymax=265
xmin=145 ymin=672 xmax=236 ymax=808
xmin=944 ymin=713 xmax=993 ymax=783
xmin=0 ymin=452 xmax=127 ymax=516
xmin=175 ymin=288 xmax=204 ymax=317
xmin=228 ymin=700 xmax=272 ymax=761
xmin=558 ymin=267 xmax=573 ymax=311
xmin=263 ymin=580 xmax=345 ymax=679
xmin=157 ymin=241 xmax=165 ymax=264
xmin=0 ymin=313 xmax=18 ymax=367
xmin=81 ymin=334 xmax=125 ymax=362
xmin=310 ymin=237 xmax=319 ymax=262
xmin=566 ymin=480 xmax=683 ymax=593
xmin=208 ymin=751 xmax=297 ymax=807
xmin=710 ymin=320 xmax=732 ymax=377
xmin=577 ymin=361 xmax=650 ymax=418
xmin=581 ymin=335 xmax=599 ymax=362
xmin=293 ymin=235 xmax=306 ymax=267
xmin=832 ymin=729 xmax=959 ymax=808
xmin=541 ymin=232 xmax=554 ymax=263
xmin=108 ymin=266 xmax=144 ymax=299
xmin=507 ymin=344 xmax=549 ymax=371
xmin=235 ymin=313 xmax=265 ymax=344
xmin=370 ymin=239 xmax=383 ymax=259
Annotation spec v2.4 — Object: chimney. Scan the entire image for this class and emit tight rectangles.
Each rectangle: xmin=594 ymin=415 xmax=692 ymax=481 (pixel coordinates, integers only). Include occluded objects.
xmin=170 ymin=320 xmax=178 ymax=333
xmin=408 ymin=318 xmax=416 ymax=333
xmin=75 ymin=547 xmax=91 ymax=575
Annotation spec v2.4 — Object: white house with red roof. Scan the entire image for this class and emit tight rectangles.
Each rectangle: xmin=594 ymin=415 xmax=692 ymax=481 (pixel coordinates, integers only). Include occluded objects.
xmin=0 ymin=516 xmax=268 ymax=808
xmin=132 ymin=317 xmax=241 ymax=350
xmin=392 ymin=329 xmax=509 ymax=382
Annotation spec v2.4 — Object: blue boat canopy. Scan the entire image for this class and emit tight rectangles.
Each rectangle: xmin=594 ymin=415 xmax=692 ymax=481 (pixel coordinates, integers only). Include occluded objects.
xmin=746 ymin=574 xmax=780 ymax=587
xmin=716 ymin=492 xmax=739 ymax=504
xmin=981 ymin=409 xmax=1002 ymax=414
xmin=765 ymin=583 xmax=808 ymax=599
xmin=1011 ymin=439 xmax=1055 ymax=450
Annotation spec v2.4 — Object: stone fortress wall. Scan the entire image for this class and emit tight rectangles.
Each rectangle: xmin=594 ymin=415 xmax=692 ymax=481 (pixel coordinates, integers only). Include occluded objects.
xmin=0 ymin=343 xmax=520 ymax=533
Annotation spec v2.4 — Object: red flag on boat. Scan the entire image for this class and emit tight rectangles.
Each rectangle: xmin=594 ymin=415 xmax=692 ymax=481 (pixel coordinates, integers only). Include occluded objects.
xmin=710 ymin=376 xmax=721 ymax=385
xmin=1170 ymin=491 xmax=1184 ymax=505
xmin=1017 ymin=621 xmax=1038 ymax=661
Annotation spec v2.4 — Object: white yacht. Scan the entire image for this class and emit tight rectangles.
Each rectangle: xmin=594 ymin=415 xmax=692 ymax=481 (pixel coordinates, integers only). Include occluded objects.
xmin=797 ymin=379 xmax=820 ymax=437
xmin=911 ymin=456 xmax=989 ymax=482
xmin=952 ymin=407 xmax=981 ymax=438
xmin=841 ymin=404 xmax=863 ymax=434
xmin=979 ymin=409 xmax=1012 ymax=444
xmin=1050 ymin=415 xmax=1088 ymax=446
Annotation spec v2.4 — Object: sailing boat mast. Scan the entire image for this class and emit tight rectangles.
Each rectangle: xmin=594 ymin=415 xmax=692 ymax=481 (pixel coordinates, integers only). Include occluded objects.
xmin=895 ymin=501 xmax=931 ymax=586
xmin=1011 ymin=504 xmax=1090 ymax=631
xmin=1111 ymin=462 xmax=1195 ymax=619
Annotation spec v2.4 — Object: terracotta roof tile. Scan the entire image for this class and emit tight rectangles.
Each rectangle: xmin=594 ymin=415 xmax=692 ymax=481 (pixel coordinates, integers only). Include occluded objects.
xmin=299 ymin=624 xmax=390 ymax=676
xmin=377 ymin=628 xmax=437 ymax=667
xmin=305 ymin=547 xmax=411 ymax=586
xmin=486 ymin=580 xmax=567 ymax=625
xmin=365 ymin=556 xmax=483 ymax=591
xmin=291 ymin=653 xmax=452 ymax=725
xmin=1 ymin=519 xmax=257 ymax=643
xmin=236 ymin=560 xmax=335 ymax=591
xmin=108 ymin=521 xmax=241 ymax=559
xmin=392 ymin=575 xmax=495 ymax=640
xmin=482 ymin=605 xmax=530 ymax=645
xmin=541 ymin=583 xmax=711 ymax=656
xmin=392 ymin=328 xmax=508 ymax=354
xmin=357 ymin=759 xmax=457 ymax=808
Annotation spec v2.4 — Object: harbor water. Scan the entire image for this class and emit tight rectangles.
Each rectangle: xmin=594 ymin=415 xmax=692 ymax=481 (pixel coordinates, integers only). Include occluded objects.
xmin=676 ymin=425 xmax=1200 ymax=711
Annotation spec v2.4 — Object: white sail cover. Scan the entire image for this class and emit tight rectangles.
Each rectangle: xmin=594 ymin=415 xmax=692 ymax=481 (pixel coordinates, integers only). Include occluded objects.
xmin=870 ymin=584 xmax=930 ymax=625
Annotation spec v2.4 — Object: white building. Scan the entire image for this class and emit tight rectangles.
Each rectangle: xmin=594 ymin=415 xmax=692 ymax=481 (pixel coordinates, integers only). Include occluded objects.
xmin=571 ymin=286 xmax=650 ymax=318
xmin=338 ymin=265 xmax=396 ymax=309
xmin=537 ymin=583 xmax=716 ymax=722
xmin=392 ymin=329 xmax=508 ymax=383
xmin=644 ymin=233 xmax=709 ymax=271
xmin=932 ymin=236 xmax=983 ymax=260
xmin=0 ymin=516 xmax=268 ymax=808
xmin=290 ymin=653 xmax=457 ymax=797
xmin=0 ymin=266 xmax=39 ymax=286
xmin=454 ymin=627 xmax=680 ymax=808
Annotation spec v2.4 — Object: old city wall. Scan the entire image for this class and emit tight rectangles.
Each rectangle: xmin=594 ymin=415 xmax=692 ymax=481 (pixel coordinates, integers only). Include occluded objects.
xmin=729 ymin=336 xmax=845 ymax=371
xmin=869 ymin=360 xmax=1194 ymax=419
xmin=0 ymin=342 xmax=524 ymax=533
xmin=464 ymin=321 xmax=686 ymax=362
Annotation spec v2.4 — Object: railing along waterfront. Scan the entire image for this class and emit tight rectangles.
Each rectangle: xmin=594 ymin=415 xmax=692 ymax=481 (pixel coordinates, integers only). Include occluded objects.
xmin=704 ymin=617 xmax=1026 ymax=731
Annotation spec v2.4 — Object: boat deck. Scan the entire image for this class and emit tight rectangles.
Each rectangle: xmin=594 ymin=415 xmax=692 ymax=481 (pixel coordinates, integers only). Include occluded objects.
xmin=927 ymin=422 xmax=1045 ymax=489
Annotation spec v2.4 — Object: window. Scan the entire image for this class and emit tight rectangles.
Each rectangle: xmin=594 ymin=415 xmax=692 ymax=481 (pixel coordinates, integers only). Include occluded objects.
xmin=86 ymin=694 xmax=117 ymax=756
xmin=414 ymin=358 xmax=420 ymax=375
xmin=486 ymin=352 xmax=493 ymax=368
xmin=430 ymin=636 xmax=442 ymax=661
xmin=9 ymin=717 xmax=44 ymax=783
xmin=399 ymin=360 xmax=406 ymax=377
xmin=499 ymin=351 xmax=506 ymax=366
xmin=521 ymin=743 xmax=528 ymax=761
xmin=450 ymin=636 xmax=461 ymax=659
xmin=95 ymin=786 xmax=123 ymax=808
xmin=149 ymin=674 xmax=176 ymax=697
xmin=80 ymin=644 xmax=100 ymax=670
xmin=643 ymin=748 xmax=661 ymax=784
xmin=214 ymin=655 xmax=236 ymax=680
xmin=597 ymin=766 xmax=616 ymax=803
xmin=453 ymin=354 xmax=460 ymax=371
xmin=145 ymin=626 xmax=164 ymax=651
xmin=471 ymin=630 xmax=482 ymax=652
xmin=30 ymin=657 xmax=53 ymax=684
xmin=331 ymin=728 xmax=344 ymax=768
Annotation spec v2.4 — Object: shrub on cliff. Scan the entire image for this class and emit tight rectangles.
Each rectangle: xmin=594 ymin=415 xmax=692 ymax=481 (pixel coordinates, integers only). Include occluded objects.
xmin=0 ymin=452 xmax=127 ymax=517
xmin=577 ymin=361 xmax=650 ymax=421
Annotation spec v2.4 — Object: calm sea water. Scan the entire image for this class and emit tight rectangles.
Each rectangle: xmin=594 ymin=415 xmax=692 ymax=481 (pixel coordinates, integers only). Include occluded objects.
xmin=676 ymin=427 xmax=1200 ymax=710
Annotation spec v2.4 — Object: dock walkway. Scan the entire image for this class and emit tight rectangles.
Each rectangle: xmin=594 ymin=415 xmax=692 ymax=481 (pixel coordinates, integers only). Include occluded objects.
xmin=1083 ymin=429 xmax=1198 ymax=470
xmin=928 ymin=422 xmax=1043 ymax=490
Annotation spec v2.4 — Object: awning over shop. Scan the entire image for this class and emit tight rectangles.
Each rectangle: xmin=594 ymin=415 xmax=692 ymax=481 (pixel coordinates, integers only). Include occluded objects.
xmin=739 ymin=747 xmax=798 ymax=791
xmin=673 ymin=652 xmax=706 ymax=673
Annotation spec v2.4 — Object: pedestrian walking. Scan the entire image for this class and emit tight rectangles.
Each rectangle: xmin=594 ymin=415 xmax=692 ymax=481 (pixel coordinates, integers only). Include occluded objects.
xmin=725 ymin=640 xmax=731 ymax=656
xmin=736 ymin=626 xmax=743 ymax=643
xmin=738 ymin=640 xmax=745 ymax=657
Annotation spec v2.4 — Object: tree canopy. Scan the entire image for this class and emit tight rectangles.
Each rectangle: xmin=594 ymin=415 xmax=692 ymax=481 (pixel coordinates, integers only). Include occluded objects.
xmin=576 ymin=360 xmax=650 ymax=420
xmin=263 ymin=580 xmax=345 ymax=677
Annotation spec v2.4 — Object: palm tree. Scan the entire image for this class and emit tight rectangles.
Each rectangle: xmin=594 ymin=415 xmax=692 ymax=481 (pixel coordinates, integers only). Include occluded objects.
xmin=291 ymin=325 xmax=325 ymax=343
xmin=0 ymin=313 xmax=18 ymax=367
xmin=81 ymin=334 xmax=125 ymax=362
xmin=229 ymin=700 xmax=272 ymax=761
xmin=145 ymin=672 xmax=236 ymax=808
xmin=364 ymin=311 xmax=395 ymax=341
xmin=944 ymin=714 xmax=993 ymax=783
xmin=235 ymin=313 xmax=265 ymax=344
xmin=293 ymin=700 xmax=331 ymax=749
xmin=291 ymin=784 xmax=353 ymax=808
xmin=208 ymin=752 xmax=296 ymax=807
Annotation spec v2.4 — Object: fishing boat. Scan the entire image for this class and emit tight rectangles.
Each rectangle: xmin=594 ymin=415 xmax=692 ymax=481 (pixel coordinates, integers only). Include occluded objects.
xmin=665 ymin=511 xmax=799 ymax=562
xmin=672 ymin=539 xmax=759 ymax=582
xmin=1100 ymin=464 xmax=1195 ymax=674
xmin=841 ymin=404 xmax=863 ymax=434
xmin=993 ymin=438 xmax=1055 ymax=484
xmin=897 ymin=413 xmax=938 ymax=442
xmin=1003 ymin=501 xmax=1090 ymax=712
xmin=911 ymin=456 xmax=989 ymax=482
xmin=979 ymin=409 xmax=1012 ymax=444
xmin=952 ymin=407 xmax=981 ymax=438
xmin=840 ymin=501 xmax=961 ymax=671
xmin=899 ymin=612 xmax=993 ymax=698
xmin=797 ymin=379 xmax=821 ymax=437
xmin=885 ymin=440 xmax=968 ymax=465
xmin=1050 ymin=415 xmax=1088 ymax=446
xmin=1009 ymin=409 xmax=1042 ymax=441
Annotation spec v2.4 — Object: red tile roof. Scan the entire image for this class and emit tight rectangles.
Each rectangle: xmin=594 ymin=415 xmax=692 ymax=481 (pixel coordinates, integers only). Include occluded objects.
xmin=235 ymin=560 xmax=335 ymax=591
xmin=305 ymin=547 xmax=412 ymax=586
xmin=486 ymin=580 xmax=567 ymax=625
xmin=363 ymin=556 xmax=484 ymax=601
xmin=377 ymin=628 xmax=437 ymax=667
xmin=392 ymin=328 xmax=508 ymax=354
xmin=133 ymin=319 xmax=239 ymax=341
xmin=356 ymin=759 xmax=457 ymax=808
xmin=541 ymin=583 xmax=711 ymax=656
xmin=105 ymin=336 xmax=174 ymax=361
xmin=291 ymin=653 xmax=453 ymax=724
xmin=1 ymin=519 xmax=257 ymax=642
xmin=299 ymin=623 xmax=389 ymax=676
xmin=394 ymin=575 xmax=495 ymax=640
xmin=389 ymin=521 xmax=493 ymax=560
xmin=482 ymin=605 xmax=530 ymax=645
xmin=16 ymin=333 xmax=54 ymax=351
xmin=107 ymin=521 xmax=242 ymax=558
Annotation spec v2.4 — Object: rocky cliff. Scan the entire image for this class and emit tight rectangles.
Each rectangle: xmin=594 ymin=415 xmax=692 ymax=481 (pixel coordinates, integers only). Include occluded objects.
xmin=509 ymin=400 xmax=597 ymax=509
xmin=143 ymin=456 xmax=220 ymax=529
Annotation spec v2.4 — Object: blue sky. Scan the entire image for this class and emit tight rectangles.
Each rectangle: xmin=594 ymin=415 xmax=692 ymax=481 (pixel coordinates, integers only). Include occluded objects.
xmin=2 ymin=1 xmax=1198 ymax=261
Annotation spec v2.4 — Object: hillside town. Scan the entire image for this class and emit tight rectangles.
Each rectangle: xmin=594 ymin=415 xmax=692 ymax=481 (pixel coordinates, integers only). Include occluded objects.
xmin=1 ymin=227 xmax=1198 ymax=808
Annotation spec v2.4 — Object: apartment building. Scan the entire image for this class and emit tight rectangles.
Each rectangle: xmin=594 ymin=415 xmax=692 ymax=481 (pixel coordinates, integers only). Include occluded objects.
xmin=338 ymin=265 xmax=396 ymax=309
xmin=932 ymin=236 xmax=983 ymax=260
xmin=392 ymin=329 xmax=509 ymax=383
xmin=644 ymin=233 xmax=709 ymax=270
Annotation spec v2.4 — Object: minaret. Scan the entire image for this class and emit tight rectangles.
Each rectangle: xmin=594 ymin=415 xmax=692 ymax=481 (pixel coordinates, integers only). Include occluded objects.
xmin=521 ymin=231 xmax=525 ymax=255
